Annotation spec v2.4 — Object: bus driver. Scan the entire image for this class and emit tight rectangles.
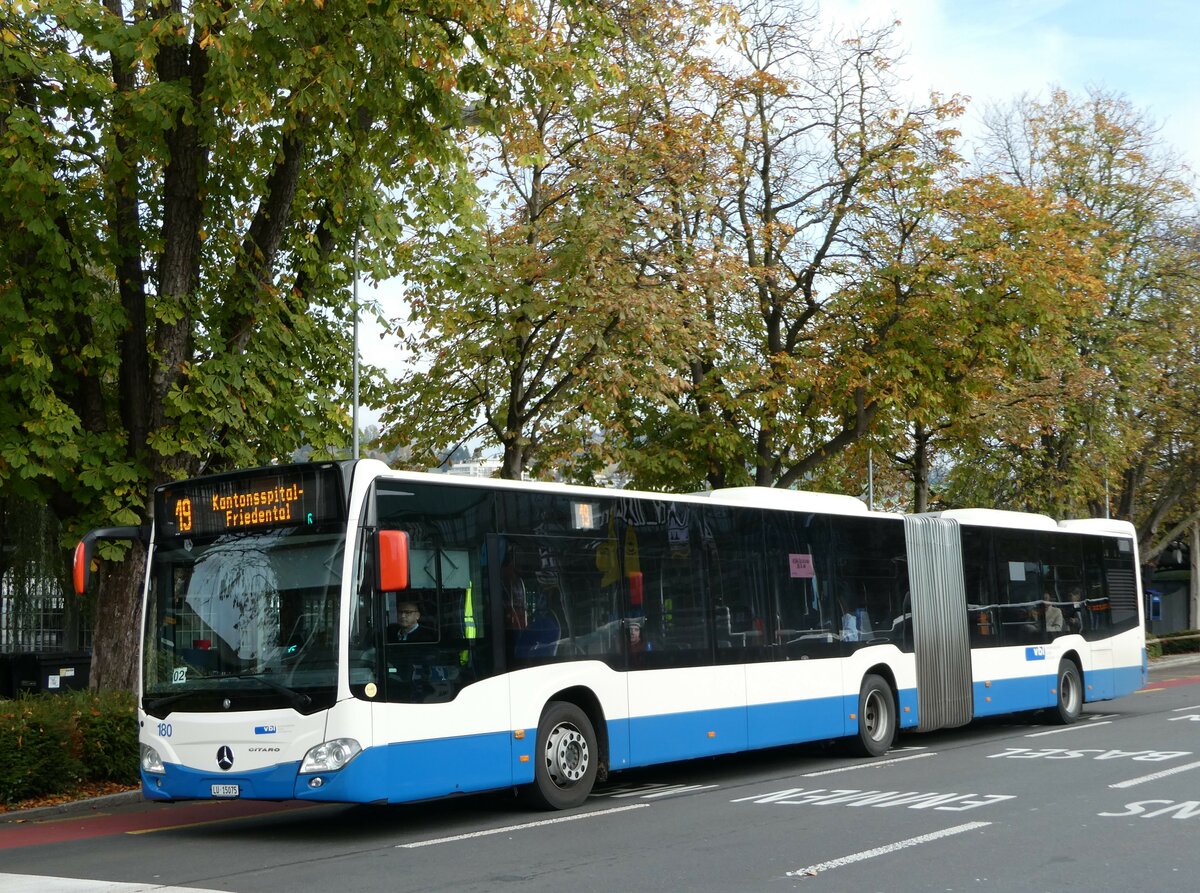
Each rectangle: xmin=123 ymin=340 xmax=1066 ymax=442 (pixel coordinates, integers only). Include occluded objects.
xmin=388 ymin=600 xmax=436 ymax=643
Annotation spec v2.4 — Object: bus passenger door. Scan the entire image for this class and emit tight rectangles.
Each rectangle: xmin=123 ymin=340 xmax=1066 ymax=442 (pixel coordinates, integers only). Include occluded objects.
xmin=624 ymin=503 xmax=750 ymax=765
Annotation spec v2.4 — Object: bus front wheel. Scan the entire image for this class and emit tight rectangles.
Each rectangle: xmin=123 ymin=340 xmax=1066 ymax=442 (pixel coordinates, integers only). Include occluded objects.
xmin=524 ymin=700 xmax=598 ymax=810
xmin=1053 ymin=660 xmax=1083 ymax=724
xmin=851 ymin=674 xmax=896 ymax=757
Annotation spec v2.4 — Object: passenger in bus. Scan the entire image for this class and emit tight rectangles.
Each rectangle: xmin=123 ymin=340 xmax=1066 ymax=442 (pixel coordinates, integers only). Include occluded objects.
xmin=840 ymin=608 xmax=859 ymax=642
xmin=1043 ymin=589 xmax=1064 ymax=633
xmin=1066 ymin=587 xmax=1088 ymax=632
xmin=628 ymin=621 xmax=652 ymax=657
xmin=841 ymin=602 xmax=871 ymax=642
xmin=388 ymin=600 xmax=437 ymax=643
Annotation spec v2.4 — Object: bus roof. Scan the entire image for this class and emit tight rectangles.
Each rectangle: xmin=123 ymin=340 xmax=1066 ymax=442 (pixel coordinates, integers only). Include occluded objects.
xmin=705 ymin=486 xmax=869 ymax=515
xmin=354 ymin=463 xmax=1129 ymax=533
xmin=934 ymin=508 xmax=1059 ymax=531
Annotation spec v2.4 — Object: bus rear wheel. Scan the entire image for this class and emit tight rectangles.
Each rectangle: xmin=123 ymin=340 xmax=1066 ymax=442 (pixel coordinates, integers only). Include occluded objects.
xmin=1053 ymin=660 xmax=1083 ymax=724
xmin=851 ymin=674 xmax=896 ymax=757
xmin=523 ymin=701 xmax=598 ymax=810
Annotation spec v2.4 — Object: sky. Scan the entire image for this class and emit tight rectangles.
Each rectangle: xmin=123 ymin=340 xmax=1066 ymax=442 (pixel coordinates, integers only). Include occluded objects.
xmin=358 ymin=0 xmax=1200 ymax=429
xmin=821 ymin=0 xmax=1200 ymax=169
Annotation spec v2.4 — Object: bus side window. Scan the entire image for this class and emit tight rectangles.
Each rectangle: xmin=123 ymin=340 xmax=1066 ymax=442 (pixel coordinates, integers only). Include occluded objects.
xmin=962 ymin=527 xmax=999 ymax=646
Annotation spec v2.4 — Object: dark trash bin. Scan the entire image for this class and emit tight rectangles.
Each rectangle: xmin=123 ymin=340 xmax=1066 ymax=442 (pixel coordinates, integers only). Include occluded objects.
xmin=9 ymin=651 xmax=92 ymax=694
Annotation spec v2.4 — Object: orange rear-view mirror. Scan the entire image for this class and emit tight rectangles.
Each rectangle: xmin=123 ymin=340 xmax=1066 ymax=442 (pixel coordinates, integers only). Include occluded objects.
xmin=377 ymin=530 xmax=410 ymax=592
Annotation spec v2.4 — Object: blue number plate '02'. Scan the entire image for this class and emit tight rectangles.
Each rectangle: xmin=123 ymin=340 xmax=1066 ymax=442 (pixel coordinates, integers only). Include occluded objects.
xmin=211 ymin=784 xmax=240 ymax=798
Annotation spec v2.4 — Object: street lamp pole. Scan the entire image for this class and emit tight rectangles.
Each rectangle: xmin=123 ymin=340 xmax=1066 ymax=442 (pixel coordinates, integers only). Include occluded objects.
xmin=352 ymin=230 xmax=360 ymax=459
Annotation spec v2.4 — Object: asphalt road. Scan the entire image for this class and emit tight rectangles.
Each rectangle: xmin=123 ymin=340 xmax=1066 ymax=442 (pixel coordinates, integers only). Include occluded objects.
xmin=3 ymin=657 xmax=1199 ymax=893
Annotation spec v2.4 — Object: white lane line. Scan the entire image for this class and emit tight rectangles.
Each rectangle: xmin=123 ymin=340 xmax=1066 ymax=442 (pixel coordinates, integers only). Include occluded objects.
xmin=593 ymin=783 xmax=673 ymax=797
xmin=730 ymin=788 xmax=805 ymax=804
xmin=785 ymin=821 xmax=991 ymax=877
xmin=1173 ymin=704 xmax=1200 ymax=712
xmin=611 ymin=784 xmax=688 ymax=799
xmin=0 ymin=875 xmax=231 ymax=893
xmin=801 ymin=752 xmax=937 ymax=776
xmin=1025 ymin=721 xmax=1112 ymax=737
xmin=396 ymin=803 xmax=650 ymax=848
xmin=1089 ymin=714 xmax=1118 ymax=721
xmin=1110 ymin=759 xmax=1200 ymax=790
xmin=640 ymin=784 xmax=719 ymax=798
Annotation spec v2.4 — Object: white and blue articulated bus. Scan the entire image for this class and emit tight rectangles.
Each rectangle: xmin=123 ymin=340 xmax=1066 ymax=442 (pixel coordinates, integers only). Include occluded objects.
xmin=74 ymin=460 xmax=1147 ymax=810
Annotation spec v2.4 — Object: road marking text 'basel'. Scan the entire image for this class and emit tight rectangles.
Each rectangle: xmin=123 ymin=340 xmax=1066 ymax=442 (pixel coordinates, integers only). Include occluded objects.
xmin=989 ymin=747 xmax=1191 ymax=762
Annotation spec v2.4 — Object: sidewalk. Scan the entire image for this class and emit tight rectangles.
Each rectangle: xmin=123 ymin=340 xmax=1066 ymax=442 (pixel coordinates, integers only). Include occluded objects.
xmin=1148 ymin=652 xmax=1200 ymax=671
xmin=0 ymin=789 xmax=144 ymax=824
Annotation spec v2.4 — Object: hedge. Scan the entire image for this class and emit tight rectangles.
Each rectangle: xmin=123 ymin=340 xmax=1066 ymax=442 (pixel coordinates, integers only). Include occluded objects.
xmin=0 ymin=690 xmax=138 ymax=804
xmin=1146 ymin=630 xmax=1200 ymax=660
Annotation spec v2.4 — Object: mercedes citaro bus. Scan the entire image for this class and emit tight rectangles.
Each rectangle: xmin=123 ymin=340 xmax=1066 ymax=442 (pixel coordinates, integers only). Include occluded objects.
xmin=74 ymin=460 xmax=1146 ymax=809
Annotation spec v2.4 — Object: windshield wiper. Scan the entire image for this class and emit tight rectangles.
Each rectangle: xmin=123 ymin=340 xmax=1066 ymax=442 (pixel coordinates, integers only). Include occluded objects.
xmin=144 ymin=690 xmax=201 ymax=716
xmin=215 ymin=673 xmax=313 ymax=711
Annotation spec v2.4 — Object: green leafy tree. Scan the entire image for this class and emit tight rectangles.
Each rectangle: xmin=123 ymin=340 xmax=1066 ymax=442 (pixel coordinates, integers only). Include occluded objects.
xmin=1108 ymin=220 xmax=1200 ymax=563
xmin=950 ymin=89 xmax=1199 ymax=551
xmin=863 ymin=174 xmax=1105 ymax=512
xmin=385 ymin=0 xmax=703 ymax=480
xmin=614 ymin=2 xmax=969 ymax=491
xmin=0 ymin=0 xmax=511 ymax=689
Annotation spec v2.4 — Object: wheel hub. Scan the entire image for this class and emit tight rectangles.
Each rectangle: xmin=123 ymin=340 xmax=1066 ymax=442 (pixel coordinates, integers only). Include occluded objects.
xmin=864 ymin=690 xmax=889 ymax=741
xmin=545 ymin=723 xmax=589 ymax=786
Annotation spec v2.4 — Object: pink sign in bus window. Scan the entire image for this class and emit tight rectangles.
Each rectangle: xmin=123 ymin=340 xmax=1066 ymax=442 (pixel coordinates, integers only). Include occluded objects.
xmin=789 ymin=554 xmax=814 ymax=578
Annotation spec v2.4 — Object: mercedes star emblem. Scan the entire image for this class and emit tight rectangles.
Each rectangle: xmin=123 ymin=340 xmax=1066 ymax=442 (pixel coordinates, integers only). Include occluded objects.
xmin=217 ymin=745 xmax=234 ymax=771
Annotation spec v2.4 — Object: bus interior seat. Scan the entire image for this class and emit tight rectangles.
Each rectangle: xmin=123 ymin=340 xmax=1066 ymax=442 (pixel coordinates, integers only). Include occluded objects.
xmin=514 ymin=611 xmax=560 ymax=658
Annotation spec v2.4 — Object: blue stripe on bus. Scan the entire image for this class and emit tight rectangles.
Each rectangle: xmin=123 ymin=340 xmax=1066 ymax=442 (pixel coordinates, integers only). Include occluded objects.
xmin=622 ymin=705 xmax=747 ymax=766
xmin=1087 ymin=663 xmax=1144 ymax=701
xmin=312 ymin=731 xmax=517 ymax=803
xmin=969 ymin=663 xmax=1145 ymax=717
xmin=898 ymin=687 xmax=920 ymax=728
xmin=618 ymin=687 xmax=920 ymax=767
xmin=142 ymin=760 xmax=301 ymax=801
xmin=143 ymin=730 xmax=519 ymax=804
xmin=972 ymin=674 xmax=1056 ymax=716
xmin=746 ymin=695 xmax=850 ymax=749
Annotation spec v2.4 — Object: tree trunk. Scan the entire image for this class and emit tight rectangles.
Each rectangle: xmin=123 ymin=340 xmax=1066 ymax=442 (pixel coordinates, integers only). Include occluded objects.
xmin=501 ymin=438 xmax=525 ymax=480
xmin=89 ymin=547 xmax=147 ymax=692
xmin=912 ymin=425 xmax=931 ymax=514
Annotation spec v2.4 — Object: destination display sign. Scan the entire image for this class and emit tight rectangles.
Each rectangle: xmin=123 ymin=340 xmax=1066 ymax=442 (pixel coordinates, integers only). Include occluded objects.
xmin=156 ymin=464 xmax=344 ymax=538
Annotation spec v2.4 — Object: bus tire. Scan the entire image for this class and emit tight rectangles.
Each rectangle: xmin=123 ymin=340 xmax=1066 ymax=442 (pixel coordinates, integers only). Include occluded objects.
xmin=851 ymin=674 xmax=895 ymax=757
xmin=1053 ymin=660 xmax=1083 ymax=724
xmin=523 ymin=701 xmax=598 ymax=810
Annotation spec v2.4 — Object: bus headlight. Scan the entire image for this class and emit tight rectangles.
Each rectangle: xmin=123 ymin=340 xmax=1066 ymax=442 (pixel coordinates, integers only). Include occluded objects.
xmin=300 ymin=738 xmax=362 ymax=774
xmin=141 ymin=744 xmax=166 ymax=775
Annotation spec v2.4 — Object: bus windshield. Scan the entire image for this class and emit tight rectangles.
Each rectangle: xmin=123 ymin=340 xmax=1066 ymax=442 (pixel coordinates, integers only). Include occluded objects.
xmin=142 ymin=527 xmax=345 ymax=715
